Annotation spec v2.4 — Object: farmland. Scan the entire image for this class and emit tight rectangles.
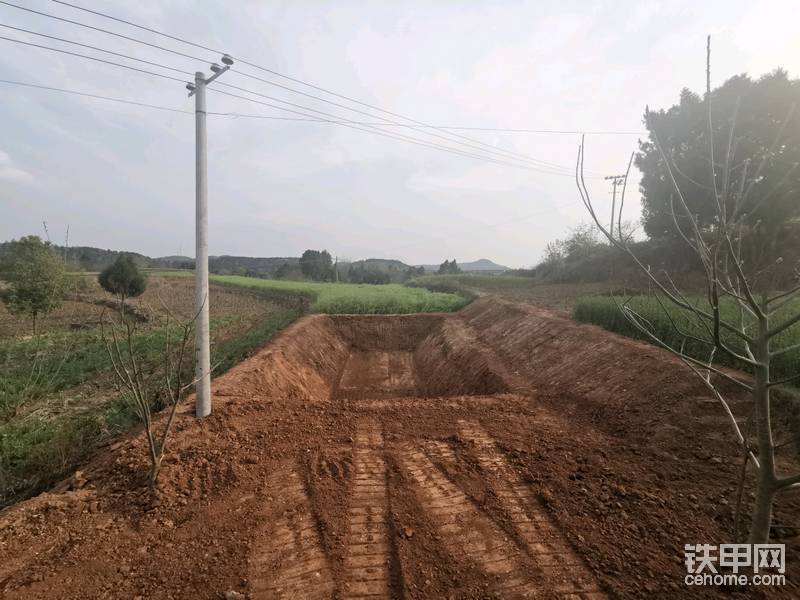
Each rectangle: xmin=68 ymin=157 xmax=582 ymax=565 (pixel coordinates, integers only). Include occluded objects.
xmin=0 ymin=276 xmax=299 ymax=504
xmin=158 ymin=270 xmax=470 ymax=314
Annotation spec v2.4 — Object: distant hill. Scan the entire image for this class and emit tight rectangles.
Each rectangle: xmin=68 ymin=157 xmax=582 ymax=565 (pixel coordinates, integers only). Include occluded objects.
xmin=0 ymin=241 xmax=509 ymax=280
xmin=418 ymin=258 xmax=509 ymax=273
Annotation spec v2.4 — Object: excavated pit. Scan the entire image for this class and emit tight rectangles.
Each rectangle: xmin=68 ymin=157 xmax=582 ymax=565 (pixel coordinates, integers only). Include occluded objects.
xmin=331 ymin=314 xmax=511 ymax=400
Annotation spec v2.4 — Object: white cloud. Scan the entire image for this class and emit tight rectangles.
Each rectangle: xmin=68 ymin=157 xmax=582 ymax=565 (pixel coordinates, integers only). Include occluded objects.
xmin=0 ymin=149 xmax=34 ymax=184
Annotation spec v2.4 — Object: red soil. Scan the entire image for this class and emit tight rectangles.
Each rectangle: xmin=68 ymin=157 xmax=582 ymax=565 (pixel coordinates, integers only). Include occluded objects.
xmin=0 ymin=297 xmax=797 ymax=599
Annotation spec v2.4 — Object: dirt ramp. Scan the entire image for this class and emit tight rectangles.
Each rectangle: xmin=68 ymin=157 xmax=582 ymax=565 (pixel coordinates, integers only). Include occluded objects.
xmin=414 ymin=319 xmax=510 ymax=397
xmin=461 ymin=296 xmax=710 ymax=402
xmin=214 ymin=315 xmax=349 ymax=401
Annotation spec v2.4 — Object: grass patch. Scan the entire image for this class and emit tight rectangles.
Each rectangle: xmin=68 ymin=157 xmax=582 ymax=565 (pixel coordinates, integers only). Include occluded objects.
xmin=573 ymin=295 xmax=800 ymax=385
xmin=205 ymin=275 xmax=468 ymax=314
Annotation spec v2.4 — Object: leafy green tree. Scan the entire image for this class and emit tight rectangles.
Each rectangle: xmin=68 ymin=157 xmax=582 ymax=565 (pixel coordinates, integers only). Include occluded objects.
xmin=437 ymin=259 xmax=461 ymax=275
xmin=636 ymin=70 xmax=800 ymax=265
xmin=0 ymin=235 xmax=67 ymax=333
xmin=403 ymin=265 xmax=426 ymax=280
xmin=299 ymin=249 xmax=333 ymax=281
xmin=348 ymin=264 xmax=390 ymax=284
xmin=98 ymin=254 xmax=146 ymax=311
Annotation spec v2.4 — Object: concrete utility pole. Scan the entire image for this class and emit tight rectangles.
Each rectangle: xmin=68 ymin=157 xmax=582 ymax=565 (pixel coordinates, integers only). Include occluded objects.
xmin=604 ymin=174 xmax=626 ymax=239
xmin=186 ymin=54 xmax=233 ymax=418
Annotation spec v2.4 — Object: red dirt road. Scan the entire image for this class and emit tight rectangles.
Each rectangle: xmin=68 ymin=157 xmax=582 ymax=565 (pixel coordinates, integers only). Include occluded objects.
xmin=0 ymin=298 xmax=797 ymax=598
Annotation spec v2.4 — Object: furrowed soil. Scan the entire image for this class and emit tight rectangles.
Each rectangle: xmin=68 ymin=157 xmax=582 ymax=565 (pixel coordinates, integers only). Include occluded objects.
xmin=1 ymin=297 xmax=798 ymax=599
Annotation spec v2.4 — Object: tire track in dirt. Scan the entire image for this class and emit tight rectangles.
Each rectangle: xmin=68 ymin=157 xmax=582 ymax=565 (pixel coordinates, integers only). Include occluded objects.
xmin=342 ymin=421 xmax=391 ymax=599
xmin=457 ymin=420 xmax=607 ymax=599
xmin=248 ymin=465 xmax=335 ymax=599
xmin=398 ymin=443 xmax=538 ymax=598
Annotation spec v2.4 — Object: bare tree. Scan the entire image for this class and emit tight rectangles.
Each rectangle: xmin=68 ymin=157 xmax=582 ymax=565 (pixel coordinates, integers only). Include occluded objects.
xmin=575 ymin=37 xmax=800 ymax=543
xmin=101 ymin=301 xmax=201 ymax=486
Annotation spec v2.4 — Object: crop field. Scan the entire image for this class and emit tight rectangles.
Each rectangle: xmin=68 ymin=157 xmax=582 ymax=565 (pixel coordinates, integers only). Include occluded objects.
xmin=184 ymin=272 xmax=470 ymax=314
xmin=0 ymin=276 xmax=298 ymax=505
xmin=573 ymin=295 xmax=800 ymax=386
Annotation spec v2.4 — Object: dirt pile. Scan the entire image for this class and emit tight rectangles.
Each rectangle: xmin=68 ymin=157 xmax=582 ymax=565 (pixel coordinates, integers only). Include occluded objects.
xmin=0 ymin=297 xmax=797 ymax=599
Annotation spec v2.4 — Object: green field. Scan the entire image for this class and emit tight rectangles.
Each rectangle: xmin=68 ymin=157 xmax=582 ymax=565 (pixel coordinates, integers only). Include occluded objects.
xmin=573 ymin=295 xmax=800 ymax=385
xmin=204 ymin=274 xmax=470 ymax=314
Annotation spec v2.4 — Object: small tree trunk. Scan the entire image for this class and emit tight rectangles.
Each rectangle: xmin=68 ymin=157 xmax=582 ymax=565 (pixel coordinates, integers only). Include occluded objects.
xmin=748 ymin=469 xmax=776 ymax=543
xmin=149 ymin=453 xmax=163 ymax=487
xmin=31 ymin=312 xmax=37 ymax=335
xmin=748 ymin=321 xmax=777 ymax=543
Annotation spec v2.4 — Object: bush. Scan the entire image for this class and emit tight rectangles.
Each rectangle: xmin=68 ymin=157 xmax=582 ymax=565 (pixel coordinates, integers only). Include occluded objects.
xmin=98 ymin=255 xmax=146 ymax=306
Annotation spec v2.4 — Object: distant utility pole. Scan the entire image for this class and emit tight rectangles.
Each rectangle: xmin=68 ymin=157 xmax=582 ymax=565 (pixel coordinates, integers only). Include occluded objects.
xmin=186 ymin=53 xmax=234 ymax=418
xmin=64 ymin=225 xmax=69 ymax=264
xmin=604 ymin=174 xmax=627 ymax=238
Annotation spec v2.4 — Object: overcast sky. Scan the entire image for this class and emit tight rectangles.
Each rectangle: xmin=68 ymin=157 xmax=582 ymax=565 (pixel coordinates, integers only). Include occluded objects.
xmin=1 ymin=0 xmax=798 ymax=268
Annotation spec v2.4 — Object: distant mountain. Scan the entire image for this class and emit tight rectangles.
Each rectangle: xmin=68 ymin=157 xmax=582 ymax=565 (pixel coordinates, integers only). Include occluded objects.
xmin=418 ymin=258 xmax=509 ymax=273
xmin=0 ymin=240 xmax=509 ymax=279
xmin=460 ymin=258 xmax=510 ymax=272
xmin=348 ymin=258 xmax=409 ymax=271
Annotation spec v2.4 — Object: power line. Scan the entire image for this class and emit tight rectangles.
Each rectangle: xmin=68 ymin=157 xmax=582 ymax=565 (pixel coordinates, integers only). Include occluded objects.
xmin=0 ymin=12 xmax=610 ymax=175
xmin=43 ymin=2 xmax=599 ymax=140
xmin=0 ymin=78 xmax=192 ymax=113
xmin=38 ymin=0 xmax=607 ymax=172
xmin=404 ymin=125 xmax=643 ymax=135
xmin=227 ymin=69 xmax=586 ymax=173
xmin=0 ymin=68 xmax=580 ymax=175
xmin=0 ymin=70 xmax=603 ymax=178
xmin=0 ymin=22 xmax=193 ymax=76
xmin=0 ymin=4 xmax=586 ymax=175
xmin=0 ymin=34 xmax=185 ymax=82
xmin=0 ymin=22 xmax=577 ymax=173
xmin=0 ymin=79 xmax=636 ymax=138
xmin=211 ymin=81 xmax=579 ymax=175
xmin=209 ymin=87 xmax=578 ymax=175
xmin=0 ymin=1 xmax=208 ymax=63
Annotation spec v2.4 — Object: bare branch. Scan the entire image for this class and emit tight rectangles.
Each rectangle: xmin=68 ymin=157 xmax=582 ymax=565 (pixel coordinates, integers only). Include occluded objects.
xmin=768 ymin=372 xmax=800 ymax=388
xmin=776 ymin=472 xmax=800 ymax=490
xmin=768 ymin=310 xmax=800 ymax=338
xmin=617 ymin=301 xmax=753 ymax=392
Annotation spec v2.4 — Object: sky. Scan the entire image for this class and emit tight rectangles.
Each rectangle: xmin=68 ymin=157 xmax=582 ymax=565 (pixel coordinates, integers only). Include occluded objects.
xmin=1 ymin=0 xmax=798 ymax=268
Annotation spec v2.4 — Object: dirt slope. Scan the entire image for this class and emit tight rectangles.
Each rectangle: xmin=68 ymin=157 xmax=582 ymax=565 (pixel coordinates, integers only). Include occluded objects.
xmin=0 ymin=297 xmax=797 ymax=599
